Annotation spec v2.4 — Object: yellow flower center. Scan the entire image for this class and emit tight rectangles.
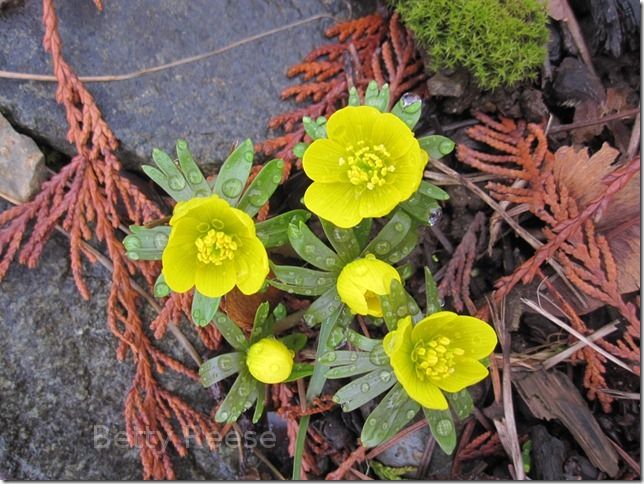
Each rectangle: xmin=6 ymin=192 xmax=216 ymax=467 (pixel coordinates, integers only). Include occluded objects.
xmin=411 ymin=336 xmax=465 ymax=381
xmin=195 ymin=229 xmax=238 ymax=265
xmin=339 ymin=140 xmax=396 ymax=190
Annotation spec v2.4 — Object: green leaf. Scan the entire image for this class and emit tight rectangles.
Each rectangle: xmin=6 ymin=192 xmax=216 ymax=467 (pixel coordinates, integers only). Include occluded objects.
xmin=143 ymin=148 xmax=195 ymax=201
xmin=302 ymin=116 xmax=327 ymax=139
xmin=269 ymin=264 xmax=335 ymax=296
xmin=255 ymin=209 xmax=311 ymax=248
xmin=123 ymin=225 xmax=170 ymax=261
xmin=384 ymin=226 xmax=419 ymax=264
xmin=417 ymin=180 xmax=449 ymax=201
xmin=362 ymin=211 xmax=413 ymax=260
xmin=319 ymin=350 xmax=372 ymax=366
xmin=424 ymin=267 xmax=442 ymax=315
xmin=423 ymin=407 xmax=457 ymax=454
xmin=199 ymin=352 xmax=242 ymax=387
xmin=333 ymin=368 xmax=396 ymax=412
xmin=320 ymin=218 xmax=361 ymax=262
xmin=249 ymin=301 xmax=271 ymax=342
xmin=252 ymin=381 xmax=266 ymax=424
xmin=215 ymin=369 xmax=259 ymax=423
xmin=370 ymin=461 xmax=416 ymax=480
xmin=397 ymin=261 xmax=415 ymax=280
xmin=522 ymin=439 xmax=532 ymax=473
xmin=284 ymin=363 xmax=315 ymax=382
xmin=353 ymin=218 xmax=373 ymax=251
xmin=381 ymin=279 xmax=416 ymax=331
xmin=364 ymin=80 xmax=390 ymax=112
xmin=191 ymin=290 xmax=220 ymax=327
xmin=303 ymin=286 xmax=343 ymax=327
xmin=361 ymin=383 xmax=420 ymax=448
xmin=306 ymin=305 xmax=353 ymax=400
xmin=280 ymin=333 xmax=308 ymax=352
xmin=287 ymin=221 xmax=342 ymax=272
xmin=325 ymin=359 xmax=379 ymax=379
xmin=346 ymin=329 xmax=381 ymax=352
xmin=348 ymin=86 xmax=360 ymax=106
xmin=390 ymin=93 xmax=422 ymax=129
xmin=445 ymin=389 xmax=474 ymax=421
xmin=237 ymin=158 xmax=284 ymax=217
xmin=175 ymin=139 xmax=211 ymax=196
xmin=213 ymin=312 xmax=248 ymax=351
xmin=293 ymin=142 xmax=308 ymax=159
xmin=418 ymin=135 xmax=455 ymax=161
xmin=153 ymin=273 xmax=171 ymax=297
xmin=213 ymin=139 xmax=254 ymax=205
xmin=399 ymin=192 xmax=440 ymax=225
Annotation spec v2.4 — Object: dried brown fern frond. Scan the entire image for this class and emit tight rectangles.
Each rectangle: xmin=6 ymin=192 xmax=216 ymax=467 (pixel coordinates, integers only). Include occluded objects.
xmin=0 ymin=1 xmax=221 ymax=478
xmin=257 ymin=12 xmax=427 ymax=173
xmin=438 ymin=211 xmax=486 ymax=314
xmin=456 ymin=115 xmax=640 ymax=409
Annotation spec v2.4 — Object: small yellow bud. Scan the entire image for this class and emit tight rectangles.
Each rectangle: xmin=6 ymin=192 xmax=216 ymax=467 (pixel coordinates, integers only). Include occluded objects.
xmin=246 ymin=337 xmax=294 ymax=384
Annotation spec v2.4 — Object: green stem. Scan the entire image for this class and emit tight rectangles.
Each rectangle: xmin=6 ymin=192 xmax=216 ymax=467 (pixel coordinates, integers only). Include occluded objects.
xmin=291 ymin=306 xmax=344 ymax=479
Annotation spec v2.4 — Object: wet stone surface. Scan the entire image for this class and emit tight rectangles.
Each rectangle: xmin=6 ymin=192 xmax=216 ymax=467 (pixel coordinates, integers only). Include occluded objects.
xmin=0 ymin=0 xmax=356 ymax=171
xmin=0 ymin=199 xmax=239 ymax=479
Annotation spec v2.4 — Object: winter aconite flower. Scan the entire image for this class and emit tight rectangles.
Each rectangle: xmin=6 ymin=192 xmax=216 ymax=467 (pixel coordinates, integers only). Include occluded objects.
xmin=302 ymin=106 xmax=428 ymax=228
xmin=162 ymin=194 xmax=269 ymax=298
xmin=246 ymin=337 xmax=295 ymax=384
xmin=336 ymin=255 xmax=402 ymax=317
xmin=384 ymin=312 xmax=497 ymax=409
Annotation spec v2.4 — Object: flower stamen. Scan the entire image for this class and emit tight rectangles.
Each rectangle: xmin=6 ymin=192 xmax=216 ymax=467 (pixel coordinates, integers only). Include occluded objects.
xmin=412 ymin=336 xmax=464 ymax=382
xmin=341 ymin=143 xmax=396 ymax=190
xmin=195 ymin=229 xmax=238 ymax=265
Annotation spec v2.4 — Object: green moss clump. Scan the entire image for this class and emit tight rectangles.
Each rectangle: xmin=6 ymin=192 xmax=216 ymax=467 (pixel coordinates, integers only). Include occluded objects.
xmin=390 ymin=0 xmax=549 ymax=89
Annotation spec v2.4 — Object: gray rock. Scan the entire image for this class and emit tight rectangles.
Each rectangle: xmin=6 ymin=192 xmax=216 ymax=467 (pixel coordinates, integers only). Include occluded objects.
xmin=0 ymin=113 xmax=46 ymax=202
xmin=426 ymin=69 xmax=470 ymax=98
xmin=0 ymin=200 xmax=239 ymax=479
xmin=0 ymin=0 xmax=358 ymax=171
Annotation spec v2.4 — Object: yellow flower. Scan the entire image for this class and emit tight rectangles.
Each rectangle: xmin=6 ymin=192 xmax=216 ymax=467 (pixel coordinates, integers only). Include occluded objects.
xmin=336 ymin=255 xmax=401 ymax=317
xmin=161 ymin=194 xmax=269 ymax=298
xmin=384 ymin=312 xmax=497 ymax=409
xmin=302 ymin=105 xmax=428 ymax=228
xmin=246 ymin=337 xmax=294 ymax=384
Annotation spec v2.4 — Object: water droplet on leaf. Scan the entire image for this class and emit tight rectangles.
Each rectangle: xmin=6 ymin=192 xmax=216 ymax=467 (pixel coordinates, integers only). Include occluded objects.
xmin=168 ymin=176 xmax=186 ymax=191
xmin=222 ymin=179 xmax=243 ymax=198
xmin=428 ymin=207 xmax=442 ymax=226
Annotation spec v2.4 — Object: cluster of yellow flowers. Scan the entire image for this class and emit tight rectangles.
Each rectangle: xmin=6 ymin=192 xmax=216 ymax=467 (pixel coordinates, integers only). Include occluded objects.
xmin=157 ymin=103 xmax=496 ymax=404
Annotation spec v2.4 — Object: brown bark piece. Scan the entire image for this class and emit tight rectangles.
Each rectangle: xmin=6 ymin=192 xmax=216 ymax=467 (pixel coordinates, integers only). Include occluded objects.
xmin=514 ymin=369 xmax=619 ymax=477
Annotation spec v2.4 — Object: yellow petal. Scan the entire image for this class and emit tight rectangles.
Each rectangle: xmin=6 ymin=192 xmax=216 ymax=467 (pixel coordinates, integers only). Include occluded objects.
xmin=433 ymin=359 xmax=489 ymax=393
xmin=170 ymin=195 xmax=215 ymax=225
xmin=228 ymin=205 xmax=257 ymax=237
xmin=326 ymin=105 xmax=381 ymax=146
xmin=194 ymin=261 xmax=236 ymax=298
xmin=303 ymin=182 xmax=362 ymax=228
xmin=403 ymin=377 xmax=448 ymax=410
xmin=235 ymin=237 xmax=269 ymax=295
xmin=358 ymin=184 xmax=402 ymax=219
xmin=337 ymin=257 xmax=401 ymax=316
xmin=370 ymin=111 xmax=418 ymax=158
xmin=246 ymin=337 xmax=294 ymax=384
xmin=384 ymin=317 xmax=413 ymax=357
xmin=440 ymin=316 xmax=498 ymax=360
xmin=162 ymin=217 xmax=200 ymax=293
xmin=336 ymin=269 xmax=369 ymax=315
xmin=302 ymin=138 xmax=348 ymax=183
xmin=162 ymin=245 xmax=197 ymax=293
xmin=390 ymin=148 xmax=427 ymax=201
xmin=411 ymin=311 xmax=460 ymax=343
